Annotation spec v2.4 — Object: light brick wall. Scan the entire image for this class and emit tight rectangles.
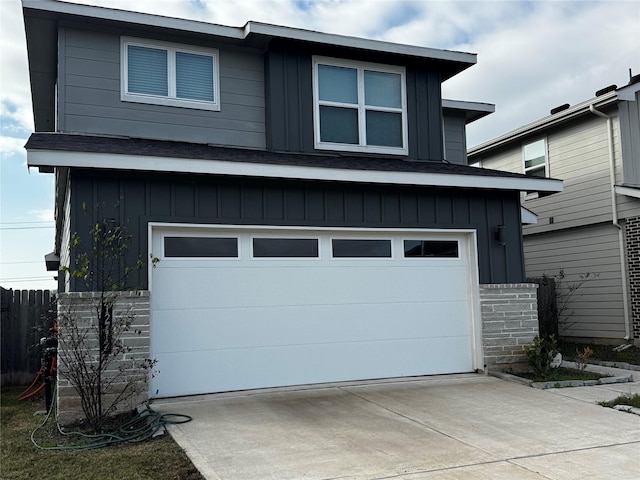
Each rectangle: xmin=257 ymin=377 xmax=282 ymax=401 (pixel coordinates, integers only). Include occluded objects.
xmin=480 ymin=284 xmax=539 ymax=366
xmin=626 ymin=216 xmax=640 ymax=341
xmin=56 ymin=291 xmax=150 ymax=425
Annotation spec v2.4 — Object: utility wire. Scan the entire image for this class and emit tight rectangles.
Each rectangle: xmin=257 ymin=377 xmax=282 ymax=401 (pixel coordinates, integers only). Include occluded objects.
xmin=0 ymin=277 xmax=55 ymax=282
xmin=0 ymin=221 xmax=54 ymax=225
xmin=0 ymin=226 xmax=54 ymax=230
xmin=1 ymin=261 xmax=44 ymax=265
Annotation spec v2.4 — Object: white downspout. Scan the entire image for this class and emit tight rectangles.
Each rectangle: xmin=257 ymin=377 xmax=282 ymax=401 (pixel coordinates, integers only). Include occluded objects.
xmin=589 ymin=104 xmax=631 ymax=340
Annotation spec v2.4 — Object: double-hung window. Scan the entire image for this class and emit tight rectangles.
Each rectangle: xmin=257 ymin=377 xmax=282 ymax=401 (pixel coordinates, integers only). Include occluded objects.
xmin=313 ymin=56 xmax=408 ymax=155
xmin=523 ymin=139 xmax=548 ymax=178
xmin=121 ymin=37 xmax=220 ymax=111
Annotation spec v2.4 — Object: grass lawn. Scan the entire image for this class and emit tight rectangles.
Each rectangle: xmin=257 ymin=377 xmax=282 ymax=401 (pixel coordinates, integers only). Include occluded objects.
xmin=599 ymin=394 xmax=640 ymax=409
xmin=1 ymin=387 xmax=205 ymax=480
xmin=558 ymin=341 xmax=640 ymax=366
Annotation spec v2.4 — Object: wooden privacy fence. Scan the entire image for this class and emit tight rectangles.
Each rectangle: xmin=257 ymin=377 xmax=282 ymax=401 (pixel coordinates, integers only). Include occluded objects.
xmin=1 ymin=288 xmax=56 ymax=386
xmin=527 ymin=277 xmax=558 ymax=338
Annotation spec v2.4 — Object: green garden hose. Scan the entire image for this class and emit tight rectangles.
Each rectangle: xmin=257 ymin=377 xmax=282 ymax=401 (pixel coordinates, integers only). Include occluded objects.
xmin=31 ymin=385 xmax=192 ymax=451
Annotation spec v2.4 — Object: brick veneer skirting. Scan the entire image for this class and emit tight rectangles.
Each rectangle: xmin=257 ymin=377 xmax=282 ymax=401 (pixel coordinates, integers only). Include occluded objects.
xmin=626 ymin=216 xmax=640 ymax=341
xmin=479 ymin=284 xmax=539 ymax=366
xmin=56 ymin=291 xmax=150 ymax=425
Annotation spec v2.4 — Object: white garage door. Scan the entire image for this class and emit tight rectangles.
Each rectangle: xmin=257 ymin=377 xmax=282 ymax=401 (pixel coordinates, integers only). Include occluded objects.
xmin=149 ymin=226 xmax=479 ymax=398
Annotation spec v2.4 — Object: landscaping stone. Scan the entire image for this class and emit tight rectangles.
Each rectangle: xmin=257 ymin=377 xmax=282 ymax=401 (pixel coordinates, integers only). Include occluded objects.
xmin=488 ymin=366 xmax=632 ymax=390
xmin=588 ymin=360 xmax=640 ymax=372
xmin=613 ymin=405 xmax=640 ymax=416
xmin=599 ymin=375 xmax=634 ymax=385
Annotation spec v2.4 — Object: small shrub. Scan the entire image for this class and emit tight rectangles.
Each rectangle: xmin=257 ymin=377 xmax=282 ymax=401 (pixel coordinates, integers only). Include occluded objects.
xmin=575 ymin=346 xmax=593 ymax=372
xmin=524 ymin=336 xmax=559 ymax=378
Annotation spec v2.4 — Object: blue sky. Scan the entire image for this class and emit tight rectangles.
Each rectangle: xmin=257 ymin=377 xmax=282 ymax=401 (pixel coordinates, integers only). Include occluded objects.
xmin=1 ymin=0 xmax=639 ymax=291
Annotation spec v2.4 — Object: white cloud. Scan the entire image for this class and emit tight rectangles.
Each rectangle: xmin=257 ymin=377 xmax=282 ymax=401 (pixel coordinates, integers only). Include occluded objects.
xmin=0 ymin=135 xmax=27 ymax=157
xmin=28 ymin=209 xmax=55 ymax=222
xmin=441 ymin=1 xmax=640 ymax=146
xmin=0 ymin=0 xmax=33 ymax=132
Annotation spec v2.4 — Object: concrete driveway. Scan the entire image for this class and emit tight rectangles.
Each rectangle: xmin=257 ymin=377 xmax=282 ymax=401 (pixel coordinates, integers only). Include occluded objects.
xmin=152 ymin=374 xmax=640 ymax=479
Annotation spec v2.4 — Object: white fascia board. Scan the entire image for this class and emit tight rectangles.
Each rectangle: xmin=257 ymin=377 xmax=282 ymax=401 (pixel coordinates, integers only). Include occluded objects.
xmin=442 ymin=99 xmax=495 ymax=114
xmin=615 ymin=185 xmax=640 ymax=199
xmin=245 ymin=22 xmax=476 ymax=65
xmin=22 ymin=0 xmax=245 ymax=39
xmin=469 ymin=91 xmax=618 ymax=156
xmin=27 ymin=149 xmax=563 ymax=194
xmin=442 ymin=99 xmax=495 ymax=124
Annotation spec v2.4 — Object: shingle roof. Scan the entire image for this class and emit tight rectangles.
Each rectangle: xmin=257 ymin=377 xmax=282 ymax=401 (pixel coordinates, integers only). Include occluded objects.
xmin=25 ymin=132 xmax=536 ymax=180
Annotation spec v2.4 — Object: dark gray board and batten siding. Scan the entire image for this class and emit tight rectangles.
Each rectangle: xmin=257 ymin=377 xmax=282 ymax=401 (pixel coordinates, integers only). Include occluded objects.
xmin=65 ymin=170 xmax=524 ymax=292
xmin=265 ymin=40 xmax=445 ymax=161
xmin=58 ymin=27 xmax=266 ymax=148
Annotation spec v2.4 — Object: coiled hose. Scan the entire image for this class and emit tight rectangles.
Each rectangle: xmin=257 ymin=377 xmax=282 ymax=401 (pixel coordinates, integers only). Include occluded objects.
xmin=31 ymin=384 xmax=192 ymax=451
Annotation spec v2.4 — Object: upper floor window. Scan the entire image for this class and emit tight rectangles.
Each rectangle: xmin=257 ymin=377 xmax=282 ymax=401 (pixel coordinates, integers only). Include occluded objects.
xmin=121 ymin=37 xmax=220 ymax=111
xmin=313 ymin=56 xmax=408 ymax=155
xmin=523 ymin=139 xmax=547 ymax=178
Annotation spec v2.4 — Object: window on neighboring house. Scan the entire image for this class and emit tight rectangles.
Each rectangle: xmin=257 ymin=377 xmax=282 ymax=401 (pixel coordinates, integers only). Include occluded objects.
xmin=121 ymin=37 xmax=220 ymax=111
xmin=313 ymin=56 xmax=408 ymax=155
xmin=523 ymin=139 xmax=547 ymax=178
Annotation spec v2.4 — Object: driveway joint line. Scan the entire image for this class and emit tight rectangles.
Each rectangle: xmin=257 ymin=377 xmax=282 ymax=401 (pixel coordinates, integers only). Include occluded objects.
xmin=356 ymin=440 xmax=640 ymax=480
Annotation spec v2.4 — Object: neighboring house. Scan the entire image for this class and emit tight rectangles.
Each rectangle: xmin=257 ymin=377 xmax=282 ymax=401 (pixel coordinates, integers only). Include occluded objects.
xmin=469 ymin=79 xmax=640 ymax=345
xmin=22 ymin=0 xmax=561 ymax=411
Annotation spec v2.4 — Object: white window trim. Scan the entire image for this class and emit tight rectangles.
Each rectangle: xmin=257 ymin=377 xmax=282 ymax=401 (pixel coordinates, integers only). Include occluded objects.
xmin=522 ymin=137 xmax=549 ymax=200
xmin=312 ymin=56 xmax=408 ymax=155
xmin=121 ymin=36 xmax=220 ymax=111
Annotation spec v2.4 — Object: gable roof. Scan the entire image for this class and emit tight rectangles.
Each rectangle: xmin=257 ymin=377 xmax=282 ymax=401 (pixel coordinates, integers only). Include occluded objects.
xmin=25 ymin=133 xmax=562 ymax=195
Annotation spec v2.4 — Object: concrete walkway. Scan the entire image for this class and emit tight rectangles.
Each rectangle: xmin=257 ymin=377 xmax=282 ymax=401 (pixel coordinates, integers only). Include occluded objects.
xmin=543 ymin=362 xmax=640 ymax=407
xmin=153 ymin=373 xmax=640 ymax=480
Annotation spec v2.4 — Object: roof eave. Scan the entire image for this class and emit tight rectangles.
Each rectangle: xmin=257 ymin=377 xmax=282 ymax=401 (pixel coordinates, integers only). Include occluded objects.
xmin=468 ymin=91 xmax=619 ymax=158
xmin=22 ymin=0 xmax=476 ymax=75
xmin=442 ymin=99 xmax=495 ymax=124
xmin=26 ymin=147 xmax=563 ymax=195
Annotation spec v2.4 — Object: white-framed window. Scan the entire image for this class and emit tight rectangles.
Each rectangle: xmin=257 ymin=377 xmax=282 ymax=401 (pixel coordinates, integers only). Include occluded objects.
xmin=312 ymin=56 xmax=408 ymax=155
xmin=121 ymin=37 xmax=220 ymax=111
xmin=523 ymin=138 xmax=548 ymax=178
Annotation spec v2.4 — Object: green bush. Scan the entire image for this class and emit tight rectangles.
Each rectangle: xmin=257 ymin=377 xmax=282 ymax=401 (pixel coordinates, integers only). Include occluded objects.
xmin=524 ymin=336 xmax=559 ymax=378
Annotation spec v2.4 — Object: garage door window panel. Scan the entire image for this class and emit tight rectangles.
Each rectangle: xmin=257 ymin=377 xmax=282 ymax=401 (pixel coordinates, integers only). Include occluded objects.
xmin=404 ymin=240 xmax=459 ymax=258
xmin=331 ymin=239 xmax=392 ymax=258
xmin=164 ymin=237 xmax=238 ymax=257
xmin=253 ymin=238 xmax=319 ymax=258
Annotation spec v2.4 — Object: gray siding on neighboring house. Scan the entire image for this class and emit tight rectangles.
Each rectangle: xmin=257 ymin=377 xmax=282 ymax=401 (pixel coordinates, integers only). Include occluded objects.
xmin=617 ymin=194 xmax=640 ymax=221
xmin=58 ymin=27 xmax=266 ymax=148
xmin=264 ymin=41 xmax=444 ymax=160
xmin=619 ymin=89 xmax=640 ymax=187
xmin=443 ymin=111 xmax=467 ymax=165
xmin=64 ymin=169 xmax=524 ymax=291
xmin=523 ymin=115 xmax=617 ymax=235
xmin=524 ymin=223 xmax=627 ymax=339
